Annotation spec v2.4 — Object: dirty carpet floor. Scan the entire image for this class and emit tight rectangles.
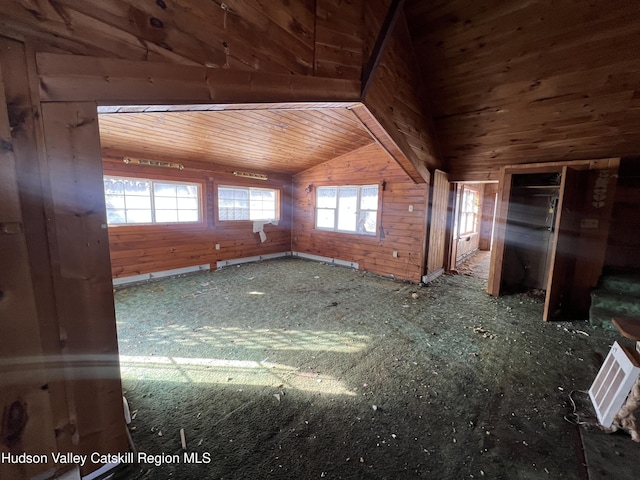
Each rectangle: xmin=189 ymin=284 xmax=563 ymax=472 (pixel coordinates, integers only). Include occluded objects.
xmin=112 ymin=256 xmax=638 ymax=479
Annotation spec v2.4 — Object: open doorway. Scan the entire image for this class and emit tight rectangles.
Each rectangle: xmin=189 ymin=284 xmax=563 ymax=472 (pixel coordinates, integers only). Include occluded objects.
xmin=449 ymin=182 xmax=498 ymax=281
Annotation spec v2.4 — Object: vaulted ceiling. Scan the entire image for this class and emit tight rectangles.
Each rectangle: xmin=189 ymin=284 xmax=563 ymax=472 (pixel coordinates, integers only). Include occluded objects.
xmin=89 ymin=1 xmax=640 ymax=181
xmin=405 ymin=0 xmax=640 ymax=180
xmin=98 ymin=106 xmax=374 ymax=176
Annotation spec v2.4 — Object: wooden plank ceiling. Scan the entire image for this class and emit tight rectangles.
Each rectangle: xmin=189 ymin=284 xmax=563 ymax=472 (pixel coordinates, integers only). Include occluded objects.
xmin=405 ymin=0 xmax=640 ymax=181
xmin=98 ymin=107 xmax=375 ymax=176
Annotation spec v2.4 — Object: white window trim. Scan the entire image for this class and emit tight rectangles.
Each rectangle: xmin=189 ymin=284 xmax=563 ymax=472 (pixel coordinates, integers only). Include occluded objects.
xmin=104 ymin=175 xmax=201 ymax=226
xmin=315 ymin=184 xmax=379 ymax=236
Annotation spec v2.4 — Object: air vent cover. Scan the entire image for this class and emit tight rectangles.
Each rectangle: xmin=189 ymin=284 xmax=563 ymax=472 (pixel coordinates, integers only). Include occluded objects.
xmin=589 ymin=341 xmax=640 ymax=428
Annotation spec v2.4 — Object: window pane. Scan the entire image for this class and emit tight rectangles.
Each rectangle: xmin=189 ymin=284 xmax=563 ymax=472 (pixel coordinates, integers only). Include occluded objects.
xmin=177 ymin=197 xmax=198 ymax=210
xmin=176 ymin=184 xmax=198 ymax=197
xmin=155 ymin=196 xmax=177 ymax=209
xmin=360 ymin=185 xmax=379 ymax=210
xmin=125 ymin=180 xmax=151 ymax=196
xmin=107 ymin=209 xmax=126 ymax=224
xmin=104 ymin=176 xmax=200 ymax=225
xmin=125 ymin=195 xmax=151 ymax=209
xmin=156 ymin=210 xmax=178 ymax=223
xmin=178 ymin=209 xmax=199 ymax=222
xmin=105 ymin=194 xmax=125 ymax=209
xmin=337 ymin=187 xmax=357 ymax=231
xmin=250 ymin=189 xmax=275 ymax=201
xmin=154 ymin=183 xmax=177 ymax=196
xmin=316 ymin=209 xmax=335 ymax=229
xmin=251 ymin=209 xmax=274 ymax=221
xmin=104 ymin=179 xmax=124 ymax=195
xmin=358 ymin=211 xmax=377 ymax=234
xmin=317 ymin=187 xmax=337 ymax=208
xmin=219 ymin=186 xmax=276 ymax=221
xmin=126 ymin=209 xmax=152 ymax=224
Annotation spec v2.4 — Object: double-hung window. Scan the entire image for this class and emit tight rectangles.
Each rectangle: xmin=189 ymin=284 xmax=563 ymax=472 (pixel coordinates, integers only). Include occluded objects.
xmin=315 ymin=185 xmax=378 ymax=235
xmin=459 ymin=186 xmax=479 ymax=235
xmin=104 ymin=176 xmax=200 ymax=225
xmin=218 ymin=186 xmax=279 ymax=221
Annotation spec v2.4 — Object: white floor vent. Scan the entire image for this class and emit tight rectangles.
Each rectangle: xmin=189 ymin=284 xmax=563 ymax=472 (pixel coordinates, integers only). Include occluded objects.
xmin=589 ymin=341 xmax=640 ymax=428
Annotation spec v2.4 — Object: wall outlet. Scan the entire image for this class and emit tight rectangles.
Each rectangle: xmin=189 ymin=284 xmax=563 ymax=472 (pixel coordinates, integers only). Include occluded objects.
xmin=215 ymin=243 xmax=220 ymax=250
xmin=393 ymin=250 xmax=398 ymax=258
xmin=408 ymin=205 xmax=414 ymax=212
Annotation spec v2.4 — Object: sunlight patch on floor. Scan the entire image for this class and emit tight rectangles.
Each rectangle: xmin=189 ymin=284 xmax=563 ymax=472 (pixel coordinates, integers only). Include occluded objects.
xmin=119 ymin=355 xmax=356 ymax=395
xmin=120 ymin=325 xmax=370 ymax=353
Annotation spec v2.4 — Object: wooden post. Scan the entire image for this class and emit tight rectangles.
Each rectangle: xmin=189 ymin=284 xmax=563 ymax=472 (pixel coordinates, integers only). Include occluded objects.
xmin=40 ymin=101 xmax=129 ymax=474
xmin=424 ymin=170 xmax=449 ymax=281
xmin=487 ymin=169 xmax=513 ymax=295
xmin=0 ymin=40 xmax=59 ymax=480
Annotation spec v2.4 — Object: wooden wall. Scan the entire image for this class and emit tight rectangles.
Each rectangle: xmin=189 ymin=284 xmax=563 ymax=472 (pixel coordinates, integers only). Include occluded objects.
xmin=103 ymin=158 xmax=292 ymax=280
xmin=605 ymin=159 xmax=640 ymax=270
xmin=479 ymin=183 xmax=498 ymax=251
xmin=292 ymin=143 xmax=428 ymax=282
xmin=425 ymin=170 xmax=449 ymax=281
xmin=361 ymin=5 xmax=441 ymax=182
xmin=0 ymin=4 xmax=448 ymax=476
xmin=0 ymin=38 xmax=129 ymax=480
xmin=315 ymin=0 xmax=364 ymax=78
xmin=406 ymin=0 xmax=640 ymax=181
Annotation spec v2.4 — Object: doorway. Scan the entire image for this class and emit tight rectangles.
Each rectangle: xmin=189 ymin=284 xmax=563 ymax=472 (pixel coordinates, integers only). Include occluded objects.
xmin=449 ymin=182 xmax=498 ymax=282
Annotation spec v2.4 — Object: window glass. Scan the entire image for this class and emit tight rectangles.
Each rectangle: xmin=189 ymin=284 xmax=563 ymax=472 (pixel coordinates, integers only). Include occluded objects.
xmin=459 ymin=187 xmax=479 ymax=235
xmin=103 ymin=176 xmax=200 ymax=225
xmin=315 ymin=185 xmax=378 ymax=235
xmin=218 ymin=186 xmax=278 ymax=221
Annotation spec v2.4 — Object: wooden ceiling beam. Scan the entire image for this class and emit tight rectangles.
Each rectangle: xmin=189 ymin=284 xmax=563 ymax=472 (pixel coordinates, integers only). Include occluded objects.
xmin=36 ymin=53 xmax=361 ymax=105
xmin=350 ymin=104 xmax=428 ymax=184
xmin=361 ymin=0 xmax=405 ymax=98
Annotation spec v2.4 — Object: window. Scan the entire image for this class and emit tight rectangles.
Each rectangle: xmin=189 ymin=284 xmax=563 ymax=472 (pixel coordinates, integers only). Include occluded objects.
xmin=459 ymin=186 xmax=479 ymax=235
xmin=218 ymin=186 xmax=278 ymax=221
xmin=315 ymin=185 xmax=378 ymax=235
xmin=104 ymin=176 xmax=200 ymax=225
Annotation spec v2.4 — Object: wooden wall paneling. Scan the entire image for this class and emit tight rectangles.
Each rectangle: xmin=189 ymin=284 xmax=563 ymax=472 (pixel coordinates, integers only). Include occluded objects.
xmin=2 ymin=0 xmax=318 ymax=74
xmin=0 ymin=41 xmax=59 ymax=480
xmin=362 ymin=0 xmax=391 ymax=65
xmin=41 ymin=102 xmax=128 ymax=474
xmin=36 ymin=53 xmax=361 ymax=104
xmin=424 ymin=169 xmax=449 ymax=281
xmin=487 ymin=170 xmax=513 ymax=296
xmin=405 ymin=0 xmax=640 ymax=181
xmin=605 ymin=159 xmax=640 ymax=268
xmin=479 ymin=183 xmax=498 ymax=251
xmin=292 ymin=143 xmax=428 ymax=282
xmin=104 ymin=163 xmax=292 ymax=279
xmin=361 ymin=0 xmax=404 ymax=97
xmin=349 ymin=104 xmax=424 ymax=183
xmin=569 ymin=158 xmax=620 ymax=313
xmin=0 ymin=35 xmax=82 ymax=462
xmin=98 ymin=108 xmax=373 ymax=176
xmin=543 ymin=167 xmax=584 ymax=321
xmin=361 ymin=9 xmax=440 ymax=183
xmin=314 ymin=0 xmax=364 ymax=79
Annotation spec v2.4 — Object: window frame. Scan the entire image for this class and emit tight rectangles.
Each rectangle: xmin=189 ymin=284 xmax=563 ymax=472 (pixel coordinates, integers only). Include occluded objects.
xmin=215 ymin=184 xmax=281 ymax=224
xmin=313 ymin=184 xmax=381 ymax=237
xmin=458 ymin=185 xmax=480 ymax=236
xmin=103 ymin=175 xmax=204 ymax=227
